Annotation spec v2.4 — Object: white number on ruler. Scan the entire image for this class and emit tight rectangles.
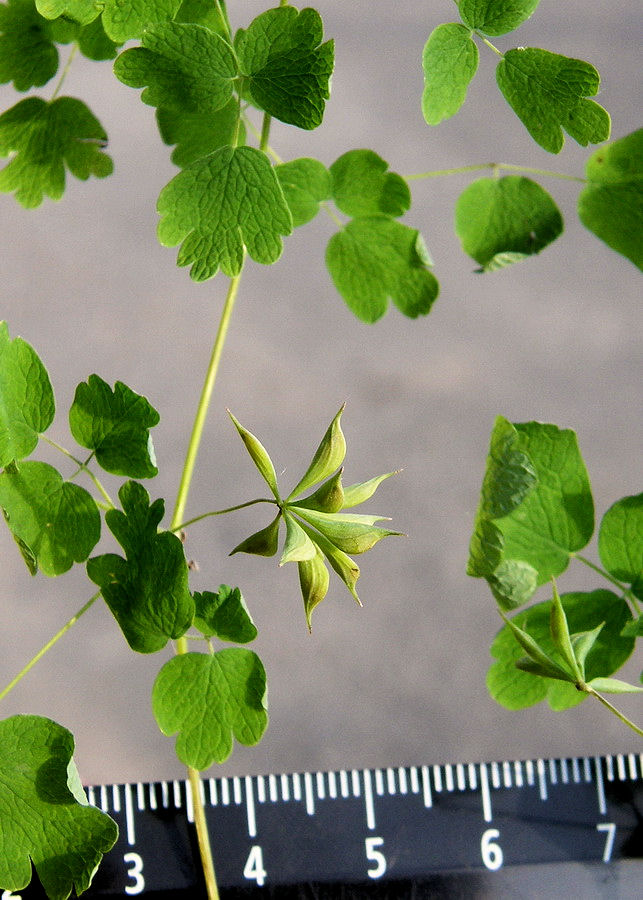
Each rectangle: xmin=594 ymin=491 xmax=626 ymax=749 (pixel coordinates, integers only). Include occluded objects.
xmin=365 ymin=836 xmax=387 ymax=879
xmin=3 ymin=891 xmax=22 ymax=899
xmin=123 ymin=852 xmax=145 ymax=895
xmin=481 ymin=828 xmax=503 ymax=870
xmin=243 ymin=845 xmax=267 ymax=886
xmin=596 ymin=822 xmax=616 ymax=862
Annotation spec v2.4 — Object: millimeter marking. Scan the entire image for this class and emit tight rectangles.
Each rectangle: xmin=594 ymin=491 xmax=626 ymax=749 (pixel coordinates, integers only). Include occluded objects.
xmin=479 ymin=763 xmax=492 ymax=824
xmin=537 ymin=759 xmax=548 ymax=802
xmin=363 ymin=768 xmax=376 ymax=831
xmin=124 ymin=783 xmax=136 ymax=846
xmin=595 ymin=757 xmax=607 ymax=816
xmin=245 ymin=776 xmax=257 ymax=838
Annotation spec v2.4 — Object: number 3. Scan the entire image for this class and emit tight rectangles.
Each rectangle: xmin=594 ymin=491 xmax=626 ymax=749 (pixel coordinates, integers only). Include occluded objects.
xmin=124 ymin=852 xmax=145 ymax=895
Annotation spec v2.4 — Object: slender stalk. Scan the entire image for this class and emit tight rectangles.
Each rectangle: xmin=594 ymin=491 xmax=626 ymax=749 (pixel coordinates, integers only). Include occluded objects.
xmin=51 ymin=43 xmax=78 ymax=101
xmin=172 ymin=497 xmax=277 ymax=533
xmin=573 ymin=553 xmax=641 ymax=615
xmin=479 ymin=35 xmax=503 ymax=57
xmin=405 ymin=162 xmax=585 ymax=183
xmin=587 ymin=688 xmax=643 ymax=737
xmin=0 ymin=592 xmax=100 ymax=703
xmin=42 ymin=436 xmax=116 ymax=508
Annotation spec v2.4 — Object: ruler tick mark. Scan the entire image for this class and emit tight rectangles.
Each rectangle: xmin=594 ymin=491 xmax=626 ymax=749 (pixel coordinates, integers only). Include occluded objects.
xmin=479 ymin=763 xmax=492 ymax=823
xmin=433 ymin=765 xmax=442 ymax=792
xmin=208 ymin=778 xmax=217 ymax=806
xmin=363 ymin=769 xmax=376 ymax=830
xmin=185 ymin=780 xmax=194 ymax=823
xmin=161 ymin=780 xmax=169 ymax=808
xmin=124 ymin=782 xmax=136 ymax=845
xmin=340 ymin=770 xmax=349 ymax=798
xmin=269 ymin=774 xmax=278 ymax=802
xmin=112 ymin=784 xmax=121 ymax=813
xmin=490 ymin=762 xmax=500 ymax=790
xmin=421 ymin=765 xmax=432 ymax=808
xmin=245 ymin=775 xmax=257 ymax=838
xmin=410 ymin=766 xmax=419 ymax=794
xmin=537 ymin=759 xmax=548 ymax=801
xmin=316 ymin=771 xmax=325 ymax=800
xmin=292 ymin=772 xmax=302 ymax=802
xmin=456 ymin=764 xmax=466 ymax=791
xmin=233 ymin=777 xmax=242 ymax=805
xmin=280 ymin=773 xmax=290 ymax=801
xmin=149 ymin=783 xmax=157 ymax=811
xmin=514 ymin=761 xmax=523 ymax=788
xmin=467 ymin=763 xmax=477 ymax=791
xmin=398 ymin=767 xmax=408 ymax=794
xmin=328 ymin=771 xmax=337 ymax=799
xmin=351 ymin=769 xmax=361 ymax=797
xmin=375 ymin=768 xmax=384 ymax=796
xmin=445 ymin=765 xmax=454 ymax=792
xmin=594 ymin=757 xmax=607 ymax=816
xmin=137 ymin=782 xmax=145 ymax=811
xmin=304 ymin=772 xmax=315 ymax=815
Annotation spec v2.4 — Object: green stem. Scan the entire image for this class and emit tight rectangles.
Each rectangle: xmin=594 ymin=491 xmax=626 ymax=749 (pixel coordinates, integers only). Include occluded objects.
xmin=587 ymin=687 xmax=643 ymax=737
xmin=170 ymin=271 xmax=244 ymax=534
xmin=42 ymin=436 xmax=115 ymax=508
xmin=573 ymin=553 xmax=641 ymax=615
xmin=173 ymin=497 xmax=277 ymax=533
xmin=51 ymin=43 xmax=78 ymax=101
xmin=405 ymin=162 xmax=585 ymax=183
xmin=0 ymin=592 xmax=100 ymax=703
xmin=479 ymin=34 xmax=504 ymax=57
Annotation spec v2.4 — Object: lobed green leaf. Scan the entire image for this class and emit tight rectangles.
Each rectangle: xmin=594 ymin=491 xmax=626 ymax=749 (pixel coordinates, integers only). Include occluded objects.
xmin=275 ymin=157 xmax=331 ymax=227
xmin=0 ymin=460 xmax=100 ymax=575
xmin=0 ymin=320 xmax=54 ymax=467
xmin=329 ymin=149 xmax=410 ymax=218
xmin=152 ymin=649 xmax=268 ymax=769
xmin=488 ymin=589 xmax=635 ymax=710
xmin=598 ymin=493 xmax=642 ymax=588
xmin=422 ymin=23 xmax=478 ymax=125
xmin=193 ymin=585 xmax=257 ymax=643
xmin=77 ymin=14 xmax=120 ymax=60
xmin=468 ymin=417 xmax=594 ymax=609
xmin=0 ymin=0 xmax=77 ymax=90
xmin=101 ymin=0 xmax=182 ymax=43
xmin=326 ymin=217 xmax=439 ymax=323
xmin=459 ymin=0 xmax=540 ymax=36
xmin=0 ymin=715 xmax=118 ymax=899
xmin=235 ymin=5 xmax=333 ymax=130
xmin=455 ymin=176 xmax=563 ymax=270
xmin=36 ymin=0 xmax=99 ymax=25
xmin=578 ymin=129 xmax=643 ymax=270
xmin=157 ymin=145 xmax=292 ymax=280
xmin=496 ymin=48 xmax=610 ymax=153
xmin=114 ymin=23 xmax=238 ymax=115
xmin=87 ymin=481 xmax=194 ymax=653
xmin=157 ymin=98 xmax=242 ymax=168
xmin=69 ymin=374 xmax=160 ymax=478
xmin=0 ymin=96 xmax=112 ymax=208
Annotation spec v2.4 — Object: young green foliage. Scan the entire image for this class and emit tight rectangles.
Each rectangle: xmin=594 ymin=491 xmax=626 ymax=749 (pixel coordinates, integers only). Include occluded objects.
xmin=0 ymin=96 xmax=112 ymax=207
xmin=458 ymin=0 xmax=541 ymax=36
xmin=496 ymin=49 xmax=610 ymax=154
xmin=275 ymin=157 xmax=331 ymax=227
xmin=488 ymin=590 xmax=635 ymax=711
xmin=421 ymin=23 xmax=478 ymax=125
xmin=35 ymin=0 xmax=99 ymax=26
xmin=0 ymin=460 xmax=100 ymax=576
xmin=228 ymin=405 xmax=402 ymax=629
xmin=234 ymin=5 xmax=333 ymax=130
xmin=468 ymin=417 xmax=594 ymax=609
xmin=157 ymin=145 xmax=293 ymax=280
xmin=0 ymin=0 xmax=76 ymax=90
xmin=69 ymin=374 xmax=160 ymax=478
xmin=578 ymin=129 xmax=643 ymax=270
xmin=152 ymin=648 xmax=268 ymax=769
xmin=455 ymin=176 xmax=563 ymax=270
xmin=0 ymin=320 xmax=54 ymax=467
xmin=193 ymin=585 xmax=258 ymax=643
xmin=329 ymin=150 xmax=411 ymax=219
xmin=0 ymin=714 xmax=118 ymax=899
xmin=101 ymin=0 xmax=182 ymax=43
xmin=157 ymin=99 xmax=242 ymax=167
xmin=598 ymin=494 xmax=643 ymax=597
xmin=113 ymin=22 xmax=238 ymax=114
xmin=87 ymin=481 xmax=194 ymax=653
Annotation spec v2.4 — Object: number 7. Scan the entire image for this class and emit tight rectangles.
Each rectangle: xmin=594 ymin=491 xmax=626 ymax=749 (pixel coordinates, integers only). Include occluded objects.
xmin=596 ymin=822 xmax=616 ymax=862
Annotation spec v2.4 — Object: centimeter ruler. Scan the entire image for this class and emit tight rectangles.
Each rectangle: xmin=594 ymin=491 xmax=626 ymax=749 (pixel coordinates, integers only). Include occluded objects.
xmin=15 ymin=752 xmax=643 ymax=897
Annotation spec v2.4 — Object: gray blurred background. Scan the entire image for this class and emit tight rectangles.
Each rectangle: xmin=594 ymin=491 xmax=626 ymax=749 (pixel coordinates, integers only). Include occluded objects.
xmin=1 ymin=1 xmax=641 ymax=789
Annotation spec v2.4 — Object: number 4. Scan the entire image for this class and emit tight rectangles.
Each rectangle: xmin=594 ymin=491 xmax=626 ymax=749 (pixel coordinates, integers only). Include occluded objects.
xmin=244 ymin=845 xmax=267 ymax=886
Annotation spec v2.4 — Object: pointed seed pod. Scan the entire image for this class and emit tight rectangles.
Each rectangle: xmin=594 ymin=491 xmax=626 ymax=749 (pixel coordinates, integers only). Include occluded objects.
xmin=228 ymin=410 xmax=280 ymax=500
xmin=286 ymin=404 xmax=346 ymax=501
xmin=230 ymin=513 xmax=281 ymax=557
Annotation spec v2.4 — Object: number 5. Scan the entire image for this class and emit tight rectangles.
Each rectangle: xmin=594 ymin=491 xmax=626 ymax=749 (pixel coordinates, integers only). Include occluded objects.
xmin=365 ymin=836 xmax=387 ymax=878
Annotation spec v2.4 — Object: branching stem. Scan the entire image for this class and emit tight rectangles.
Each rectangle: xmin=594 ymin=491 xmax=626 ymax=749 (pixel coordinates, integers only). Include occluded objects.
xmin=573 ymin=553 xmax=641 ymax=615
xmin=405 ymin=162 xmax=585 ymax=183
xmin=0 ymin=592 xmax=100 ymax=703
xmin=41 ymin=436 xmax=115 ymax=507
xmin=51 ymin=43 xmax=78 ymax=101
xmin=587 ymin=688 xmax=643 ymax=737
xmin=173 ymin=497 xmax=277 ymax=533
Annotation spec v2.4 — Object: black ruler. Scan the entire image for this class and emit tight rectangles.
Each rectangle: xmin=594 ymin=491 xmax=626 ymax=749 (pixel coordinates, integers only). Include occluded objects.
xmin=16 ymin=752 xmax=643 ymax=898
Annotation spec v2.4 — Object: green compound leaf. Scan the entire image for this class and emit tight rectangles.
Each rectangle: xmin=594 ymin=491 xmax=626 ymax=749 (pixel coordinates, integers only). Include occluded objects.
xmin=0 ymin=320 xmax=54 ymax=467
xmin=35 ymin=0 xmax=100 ymax=25
xmin=598 ymin=493 xmax=642 ymax=587
xmin=0 ymin=0 xmax=78 ymax=90
xmin=326 ymin=217 xmax=439 ymax=323
xmin=157 ymin=145 xmax=293 ymax=280
xmin=488 ymin=590 xmax=635 ymax=711
xmin=77 ymin=15 xmax=120 ymax=61
xmin=235 ymin=5 xmax=333 ymax=130
xmin=87 ymin=481 xmax=193 ymax=653
xmin=459 ymin=0 xmax=540 ymax=36
xmin=468 ymin=417 xmax=594 ymax=610
xmin=0 ymin=460 xmax=100 ymax=576
xmin=193 ymin=585 xmax=257 ymax=643
xmin=101 ymin=0 xmax=182 ymax=43
xmin=454 ymin=176 xmax=563 ymax=270
xmin=496 ymin=48 xmax=610 ymax=154
xmin=422 ymin=23 xmax=478 ymax=125
xmin=152 ymin=649 xmax=268 ymax=769
xmin=157 ymin=99 xmax=242 ymax=168
xmin=0 ymin=715 xmax=118 ymax=899
xmin=275 ymin=157 xmax=331 ymax=227
xmin=175 ymin=0 xmax=229 ymax=32
xmin=0 ymin=96 xmax=112 ymax=208
xmin=69 ymin=374 xmax=160 ymax=478
xmin=114 ymin=23 xmax=238 ymax=115
xmin=578 ymin=129 xmax=643 ymax=270
xmin=329 ymin=150 xmax=410 ymax=219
